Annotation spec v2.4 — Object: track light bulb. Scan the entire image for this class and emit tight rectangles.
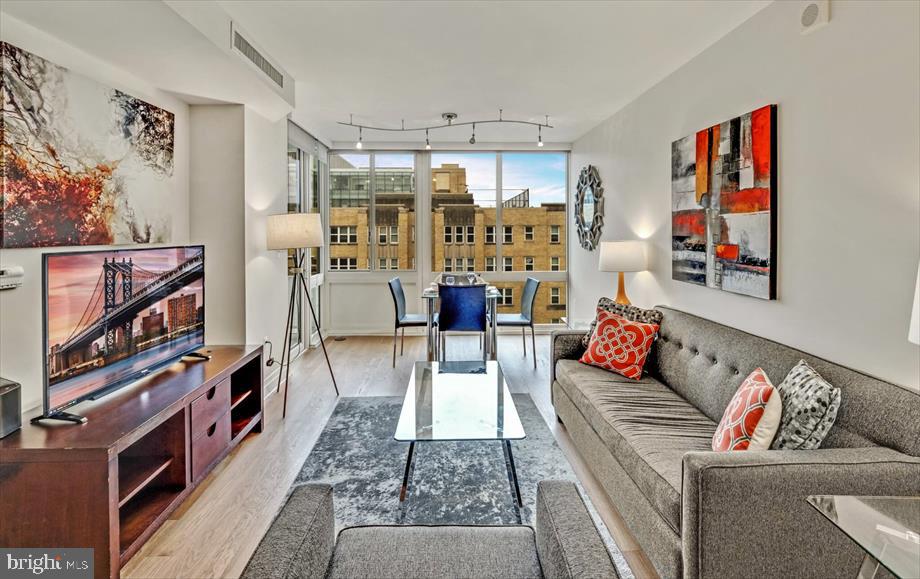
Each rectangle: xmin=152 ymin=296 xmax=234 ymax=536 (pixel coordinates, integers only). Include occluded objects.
xmin=469 ymin=123 xmax=476 ymax=145
xmin=425 ymin=129 xmax=431 ymax=150
xmin=538 ymin=126 xmax=544 ymax=147
xmin=356 ymin=127 xmax=363 ymax=149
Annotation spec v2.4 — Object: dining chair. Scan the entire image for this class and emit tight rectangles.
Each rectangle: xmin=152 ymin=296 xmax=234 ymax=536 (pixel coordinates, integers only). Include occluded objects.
xmin=437 ymin=283 xmax=487 ymax=362
xmin=496 ymin=277 xmax=540 ymax=368
xmin=388 ymin=277 xmax=436 ymax=368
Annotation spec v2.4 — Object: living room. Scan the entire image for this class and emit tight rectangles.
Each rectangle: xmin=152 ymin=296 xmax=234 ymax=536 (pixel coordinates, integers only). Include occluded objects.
xmin=0 ymin=1 xmax=917 ymax=578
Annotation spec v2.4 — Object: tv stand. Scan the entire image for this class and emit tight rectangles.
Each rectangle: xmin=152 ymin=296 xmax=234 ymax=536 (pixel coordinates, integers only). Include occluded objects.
xmin=182 ymin=350 xmax=212 ymax=361
xmin=0 ymin=345 xmax=263 ymax=579
xmin=29 ymin=410 xmax=87 ymax=424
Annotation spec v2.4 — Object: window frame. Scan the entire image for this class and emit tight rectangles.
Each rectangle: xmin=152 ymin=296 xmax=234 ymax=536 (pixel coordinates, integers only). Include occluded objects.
xmin=550 ymin=225 xmax=560 ymax=244
xmin=524 ymin=226 xmax=534 ymax=241
xmin=486 ymin=256 xmax=496 ymax=272
xmin=503 ymin=256 xmax=513 ymax=272
xmin=550 ymin=287 xmax=561 ymax=305
xmin=503 ymin=225 xmax=513 ymax=244
xmin=485 ymin=225 xmax=495 ymax=244
xmin=524 ymin=256 xmax=534 ymax=271
xmin=551 ymin=256 xmax=560 ymax=271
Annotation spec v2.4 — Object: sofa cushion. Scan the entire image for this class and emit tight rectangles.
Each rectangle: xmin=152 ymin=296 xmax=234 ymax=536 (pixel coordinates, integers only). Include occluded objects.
xmin=328 ymin=525 xmax=541 ymax=579
xmin=555 ymin=359 xmax=716 ymax=533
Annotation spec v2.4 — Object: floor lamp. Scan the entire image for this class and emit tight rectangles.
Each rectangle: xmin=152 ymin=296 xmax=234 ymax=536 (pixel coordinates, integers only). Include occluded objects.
xmin=267 ymin=213 xmax=339 ymax=418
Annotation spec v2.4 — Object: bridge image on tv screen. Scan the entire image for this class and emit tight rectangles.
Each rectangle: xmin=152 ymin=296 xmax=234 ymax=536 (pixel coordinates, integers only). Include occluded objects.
xmin=45 ymin=246 xmax=204 ymax=411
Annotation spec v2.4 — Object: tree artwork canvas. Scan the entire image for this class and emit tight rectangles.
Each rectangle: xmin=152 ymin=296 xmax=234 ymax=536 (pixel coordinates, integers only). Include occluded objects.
xmin=671 ymin=105 xmax=777 ymax=300
xmin=1 ymin=41 xmax=175 ymax=249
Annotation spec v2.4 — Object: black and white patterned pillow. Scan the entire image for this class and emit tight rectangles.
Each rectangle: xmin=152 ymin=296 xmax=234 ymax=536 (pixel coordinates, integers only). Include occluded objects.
xmin=582 ymin=298 xmax=664 ymax=348
xmin=771 ymin=360 xmax=841 ymax=450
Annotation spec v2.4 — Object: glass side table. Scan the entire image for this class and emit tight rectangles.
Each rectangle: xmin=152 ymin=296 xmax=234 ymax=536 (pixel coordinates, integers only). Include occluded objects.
xmin=807 ymin=495 xmax=920 ymax=579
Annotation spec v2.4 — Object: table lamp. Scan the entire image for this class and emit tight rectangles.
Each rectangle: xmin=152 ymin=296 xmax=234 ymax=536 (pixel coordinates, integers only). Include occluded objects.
xmin=598 ymin=240 xmax=648 ymax=305
xmin=910 ymin=261 xmax=919 ymax=345
xmin=267 ymin=212 xmax=339 ymax=418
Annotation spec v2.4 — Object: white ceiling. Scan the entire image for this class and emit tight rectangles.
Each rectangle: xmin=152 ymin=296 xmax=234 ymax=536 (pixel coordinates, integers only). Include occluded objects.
xmin=2 ymin=0 xmax=770 ymax=145
xmin=220 ymin=0 xmax=770 ymax=143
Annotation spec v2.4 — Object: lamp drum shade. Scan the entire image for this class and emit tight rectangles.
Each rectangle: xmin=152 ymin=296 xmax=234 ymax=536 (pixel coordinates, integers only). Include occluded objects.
xmin=267 ymin=213 xmax=324 ymax=250
xmin=599 ymin=240 xmax=648 ymax=272
xmin=910 ymin=262 xmax=920 ymax=345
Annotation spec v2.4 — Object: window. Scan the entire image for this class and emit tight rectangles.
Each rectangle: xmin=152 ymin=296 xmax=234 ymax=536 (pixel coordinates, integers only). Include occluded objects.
xmin=497 ymin=287 xmax=514 ymax=307
xmin=329 ymin=153 xmax=370 ymax=269
xmin=454 ymin=225 xmax=464 ymax=244
xmin=390 ymin=226 xmax=399 ymax=244
xmin=524 ymin=256 xmax=534 ymax=271
xmin=377 ymin=226 xmax=388 ymax=245
xmin=374 ymin=153 xmax=415 ymax=270
xmin=503 ymin=225 xmax=513 ymax=244
xmin=443 ymin=258 xmax=452 ymax=272
xmin=444 ymin=226 xmax=453 ymax=244
xmin=391 ymin=258 xmax=398 ymax=270
xmin=466 ymin=226 xmax=475 ymax=244
xmin=503 ymin=257 xmax=513 ymax=272
xmin=378 ymin=257 xmax=388 ymax=270
xmin=550 ymin=225 xmax=560 ymax=244
xmin=551 ymin=256 xmax=560 ymax=271
xmin=551 ymin=287 xmax=561 ymax=305
xmin=431 ymin=153 xmax=496 ymax=272
xmin=524 ymin=226 xmax=534 ymax=241
xmin=485 ymin=226 xmax=495 ymax=244
xmin=330 ymin=258 xmax=357 ymax=270
xmin=330 ymin=226 xmax=358 ymax=244
xmin=486 ymin=257 xmax=496 ymax=272
xmin=465 ymin=258 xmax=475 ymax=272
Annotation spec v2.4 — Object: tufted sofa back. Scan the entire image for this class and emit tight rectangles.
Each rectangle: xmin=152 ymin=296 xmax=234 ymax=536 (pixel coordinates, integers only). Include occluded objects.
xmin=648 ymin=306 xmax=920 ymax=456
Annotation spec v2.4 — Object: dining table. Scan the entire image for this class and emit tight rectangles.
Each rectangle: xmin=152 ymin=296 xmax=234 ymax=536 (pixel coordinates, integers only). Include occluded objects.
xmin=421 ymin=275 xmax=501 ymax=362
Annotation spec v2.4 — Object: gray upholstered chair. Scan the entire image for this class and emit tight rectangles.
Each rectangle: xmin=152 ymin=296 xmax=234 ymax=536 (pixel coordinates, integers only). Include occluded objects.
xmin=388 ymin=277 xmax=436 ymax=367
xmin=243 ymin=480 xmax=620 ymax=579
xmin=497 ymin=277 xmax=540 ymax=368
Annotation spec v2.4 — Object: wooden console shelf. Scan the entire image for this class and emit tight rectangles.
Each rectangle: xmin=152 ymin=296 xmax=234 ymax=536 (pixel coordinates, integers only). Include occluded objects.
xmin=0 ymin=345 xmax=264 ymax=579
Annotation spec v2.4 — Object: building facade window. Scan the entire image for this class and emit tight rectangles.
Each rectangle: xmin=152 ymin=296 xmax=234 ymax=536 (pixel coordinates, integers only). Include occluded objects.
xmin=391 ymin=258 xmax=398 ymax=270
xmin=454 ymin=225 xmax=464 ymax=244
xmin=498 ymin=287 xmax=513 ymax=306
xmin=330 ymin=226 xmax=358 ymax=244
xmin=486 ymin=257 xmax=496 ymax=272
xmin=551 ymin=256 xmax=560 ymax=271
xmin=330 ymin=257 xmax=357 ymax=270
xmin=485 ymin=226 xmax=495 ymax=244
xmin=524 ymin=256 xmax=534 ymax=271
xmin=503 ymin=257 xmax=513 ymax=272
xmin=550 ymin=225 xmax=560 ymax=244
xmin=465 ymin=258 xmax=475 ymax=271
xmin=524 ymin=226 xmax=534 ymax=241
xmin=443 ymin=258 xmax=453 ymax=272
xmin=551 ymin=287 xmax=561 ymax=305
xmin=444 ymin=226 xmax=452 ymax=244
xmin=378 ymin=257 xmax=388 ymax=269
xmin=377 ymin=226 xmax=388 ymax=245
xmin=389 ymin=226 xmax=399 ymax=244
xmin=503 ymin=225 xmax=513 ymax=244
xmin=466 ymin=225 xmax=475 ymax=244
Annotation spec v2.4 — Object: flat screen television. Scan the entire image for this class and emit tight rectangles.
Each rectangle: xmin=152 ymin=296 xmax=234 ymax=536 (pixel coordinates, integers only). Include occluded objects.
xmin=41 ymin=245 xmax=205 ymax=420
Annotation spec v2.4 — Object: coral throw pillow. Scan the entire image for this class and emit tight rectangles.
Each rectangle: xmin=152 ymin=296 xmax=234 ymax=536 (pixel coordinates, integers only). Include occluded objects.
xmin=579 ymin=309 xmax=659 ymax=380
xmin=712 ymin=368 xmax=782 ymax=451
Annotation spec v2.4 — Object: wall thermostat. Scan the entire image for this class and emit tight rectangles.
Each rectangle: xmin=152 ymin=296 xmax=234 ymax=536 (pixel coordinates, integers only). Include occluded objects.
xmin=0 ymin=265 xmax=24 ymax=290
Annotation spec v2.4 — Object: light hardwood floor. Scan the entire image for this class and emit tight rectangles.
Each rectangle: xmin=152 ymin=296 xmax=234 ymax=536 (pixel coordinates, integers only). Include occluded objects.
xmin=122 ymin=334 xmax=657 ymax=579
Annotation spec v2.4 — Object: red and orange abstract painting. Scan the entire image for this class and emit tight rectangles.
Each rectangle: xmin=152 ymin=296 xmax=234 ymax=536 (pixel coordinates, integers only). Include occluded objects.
xmin=671 ymin=105 xmax=777 ymax=300
xmin=0 ymin=41 xmax=174 ymax=248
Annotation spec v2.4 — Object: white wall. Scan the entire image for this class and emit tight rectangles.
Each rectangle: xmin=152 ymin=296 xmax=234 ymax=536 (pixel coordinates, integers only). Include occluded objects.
xmin=242 ymin=109 xmax=289 ymax=360
xmin=189 ymin=105 xmax=246 ymax=344
xmin=0 ymin=15 xmax=191 ymax=412
xmin=569 ymin=0 xmax=920 ymax=390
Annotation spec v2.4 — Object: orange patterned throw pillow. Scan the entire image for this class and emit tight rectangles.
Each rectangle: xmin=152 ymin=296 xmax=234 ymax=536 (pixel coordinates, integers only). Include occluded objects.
xmin=579 ymin=309 xmax=659 ymax=380
xmin=712 ymin=368 xmax=782 ymax=451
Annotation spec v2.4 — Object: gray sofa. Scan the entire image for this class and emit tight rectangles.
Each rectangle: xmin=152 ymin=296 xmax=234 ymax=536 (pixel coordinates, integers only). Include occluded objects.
xmin=243 ymin=480 xmax=619 ymax=578
xmin=552 ymin=306 xmax=920 ymax=579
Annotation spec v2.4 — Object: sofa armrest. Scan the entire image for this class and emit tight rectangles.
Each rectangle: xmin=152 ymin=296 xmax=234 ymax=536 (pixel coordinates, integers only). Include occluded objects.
xmin=242 ymin=484 xmax=335 ymax=579
xmin=551 ymin=330 xmax=588 ymax=385
xmin=681 ymin=448 xmax=920 ymax=579
xmin=535 ymin=480 xmax=619 ymax=579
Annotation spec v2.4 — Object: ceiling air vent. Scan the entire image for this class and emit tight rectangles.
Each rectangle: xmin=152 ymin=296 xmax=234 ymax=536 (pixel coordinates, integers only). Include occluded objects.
xmin=233 ymin=29 xmax=283 ymax=88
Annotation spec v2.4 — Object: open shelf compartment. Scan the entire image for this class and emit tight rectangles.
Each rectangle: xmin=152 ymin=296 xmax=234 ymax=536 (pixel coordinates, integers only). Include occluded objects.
xmin=230 ymin=355 xmax=262 ymax=441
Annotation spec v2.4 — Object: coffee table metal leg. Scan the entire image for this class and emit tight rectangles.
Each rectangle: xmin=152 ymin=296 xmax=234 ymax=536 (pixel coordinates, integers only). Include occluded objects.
xmin=503 ymin=440 xmax=523 ymax=509
xmin=399 ymin=441 xmax=416 ymax=502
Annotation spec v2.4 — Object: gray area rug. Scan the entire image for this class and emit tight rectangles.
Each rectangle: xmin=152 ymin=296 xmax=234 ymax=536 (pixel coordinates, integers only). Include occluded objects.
xmin=294 ymin=394 xmax=633 ymax=579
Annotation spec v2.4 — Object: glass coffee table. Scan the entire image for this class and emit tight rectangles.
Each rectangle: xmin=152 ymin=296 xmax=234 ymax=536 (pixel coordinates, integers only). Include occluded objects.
xmin=395 ymin=360 xmax=525 ymax=514
xmin=807 ymin=495 xmax=920 ymax=579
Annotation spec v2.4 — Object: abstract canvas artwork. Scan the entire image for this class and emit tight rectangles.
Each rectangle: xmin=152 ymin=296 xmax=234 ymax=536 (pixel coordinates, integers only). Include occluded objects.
xmin=671 ymin=105 xmax=777 ymax=300
xmin=1 ymin=41 xmax=174 ymax=248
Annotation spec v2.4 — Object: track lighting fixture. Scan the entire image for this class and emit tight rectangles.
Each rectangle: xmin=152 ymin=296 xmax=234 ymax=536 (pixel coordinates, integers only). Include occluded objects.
xmin=339 ymin=111 xmax=553 ymax=147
